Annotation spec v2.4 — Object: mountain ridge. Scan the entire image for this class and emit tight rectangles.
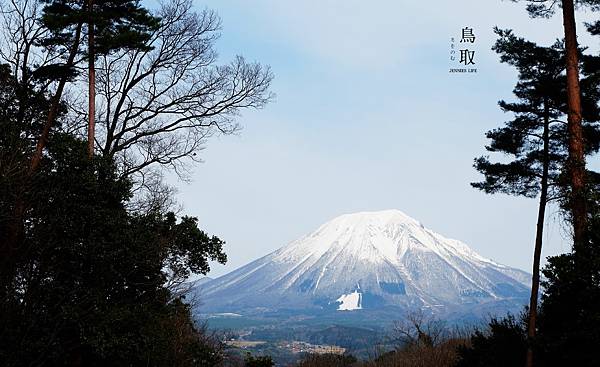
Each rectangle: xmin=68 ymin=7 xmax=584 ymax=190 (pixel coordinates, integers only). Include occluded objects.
xmin=195 ymin=209 xmax=530 ymax=318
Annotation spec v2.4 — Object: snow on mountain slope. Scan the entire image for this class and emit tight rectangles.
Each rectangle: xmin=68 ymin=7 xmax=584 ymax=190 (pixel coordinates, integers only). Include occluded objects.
xmin=337 ymin=291 xmax=362 ymax=311
xmin=195 ymin=210 xmax=531 ymax=316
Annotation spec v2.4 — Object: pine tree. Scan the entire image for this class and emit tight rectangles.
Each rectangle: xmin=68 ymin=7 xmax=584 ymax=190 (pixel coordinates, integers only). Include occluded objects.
xmin=519 ymin=0 xmax=600 ymax=297
xmin=41 ymin=0 xmax=159 ymax=158
xmin=561 ymin=0 xmax=588 ymax=257
xmin=472 ymin=28 xmax=600 ymax=367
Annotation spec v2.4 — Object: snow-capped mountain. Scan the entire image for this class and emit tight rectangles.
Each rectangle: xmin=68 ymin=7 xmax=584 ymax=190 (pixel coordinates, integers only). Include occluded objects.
xmin=195 ymin=210 xmax=531 ymax=317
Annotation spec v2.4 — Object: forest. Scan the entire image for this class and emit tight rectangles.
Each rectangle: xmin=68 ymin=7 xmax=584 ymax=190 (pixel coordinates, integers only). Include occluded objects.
xmin=1 ymin=0 xmax=599 ymax=366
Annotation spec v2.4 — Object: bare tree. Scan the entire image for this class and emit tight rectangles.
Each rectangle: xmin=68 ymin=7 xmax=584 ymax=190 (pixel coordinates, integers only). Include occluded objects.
xmin=0 ymin=0 xmax=77 ymax=148
xmin=2 ymin=0 xmax=273 ymax=208
xmin=0 ymin=0 xmax=43 ymax=95
xmin=68 ymin=0 xmax=274 ymax=186
xmin=391 ymin=310 xmax=448 ymax=348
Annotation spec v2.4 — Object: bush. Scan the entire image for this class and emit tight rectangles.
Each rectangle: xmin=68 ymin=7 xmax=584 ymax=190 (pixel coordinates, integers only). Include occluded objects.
xmin=245 ymin=353 xmax=275 ymax=367
xmin=455 ymin=315 xmax=526 ymax=367
xmin=368 ymin=339 xmax=465 ymax=367
xmin=296 ymin=353 xmax=358 ymax=367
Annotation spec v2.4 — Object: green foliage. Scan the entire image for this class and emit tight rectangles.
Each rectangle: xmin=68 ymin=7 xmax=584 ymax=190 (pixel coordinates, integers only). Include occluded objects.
xmin=471 ymin=28 xmax=600 ymax=199
xmin=0 ymin=67 xmax=226 ymax=365
xmin=535 ymin=198 xmax=600 ymax=367
xmin=39 ymin=0 xmax=159 ymax=78
xmin=456 ymin=196 xmax=600 ymax=367
xmin=42 ymin=0 xmax=159 ymax=52
xmin=456 ymin=316 xmax=527 ymax=367
xmin=0 ymin=63 xmax=37 ymax=222
xmin=163 ymin=213 xmax=227 ymax=280
xmin=516 ymin=0 xmax=600 ymax=19
xmin=244 ymin=353 xmax=275 ymax=367
xmin=0 ymin=62 xmax=56 ymax=159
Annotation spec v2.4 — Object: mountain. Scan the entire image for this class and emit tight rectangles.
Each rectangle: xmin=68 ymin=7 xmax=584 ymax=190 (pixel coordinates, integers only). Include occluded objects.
xmin=194 ymin=276 xmax=213 ymax=286
xmin=195 ymin=209 xmax=531 ymax=320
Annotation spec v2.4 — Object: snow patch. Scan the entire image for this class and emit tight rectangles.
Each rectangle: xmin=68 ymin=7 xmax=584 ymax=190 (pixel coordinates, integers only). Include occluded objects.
xmin=336 ymin=291 xmax=362 ymax=311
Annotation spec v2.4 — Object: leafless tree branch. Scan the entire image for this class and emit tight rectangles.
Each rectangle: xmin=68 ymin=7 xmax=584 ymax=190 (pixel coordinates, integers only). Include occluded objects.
xmin=65 ymin=0 xmax=274 ymax=194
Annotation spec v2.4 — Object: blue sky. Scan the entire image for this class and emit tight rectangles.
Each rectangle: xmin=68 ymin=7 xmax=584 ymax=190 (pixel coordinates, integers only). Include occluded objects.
xmin=166 ymin=0 xmax=600 ymax=277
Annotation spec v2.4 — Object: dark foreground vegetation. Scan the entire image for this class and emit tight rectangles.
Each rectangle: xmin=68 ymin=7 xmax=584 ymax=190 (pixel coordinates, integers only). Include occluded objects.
xmin=0 ymin=0 xmax=270 ymax=365
xmin=1 ymin=0 xmax=600 ymax=366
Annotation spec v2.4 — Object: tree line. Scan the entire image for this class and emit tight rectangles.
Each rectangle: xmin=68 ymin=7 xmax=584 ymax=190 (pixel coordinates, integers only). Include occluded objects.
xmin=0 ymin=0 xmax=272 ymax=365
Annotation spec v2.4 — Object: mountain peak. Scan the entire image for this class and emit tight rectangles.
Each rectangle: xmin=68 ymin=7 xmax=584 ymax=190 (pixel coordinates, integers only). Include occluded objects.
xmin=328 ymin=209 xmax=423 ymax=228
xmin=196 ymin=209 xmax=531 ymax=317
xmin=282 ymin=209 xmax=452 ymax=267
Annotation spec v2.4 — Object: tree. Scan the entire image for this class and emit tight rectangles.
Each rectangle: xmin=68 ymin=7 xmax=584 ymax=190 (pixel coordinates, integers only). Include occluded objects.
xmin=456 ymin=202 xmax=600 ymax=367
xmin=245 ymin=353 xmax=275 ymax=367
xmin=80 ymin=0 xmax=273 ymax=191
xmin=41 ymin=0 xmax=160 ymax=158
xmin=471 ymin=28 xmax=600 ymax=367
xmin=0 ymin=65 xmax=227 ymax=365
xmin=0 ymin=1 xmax=271 ymax=364
xmin=515 ymin=0 xmax=600 ymax=275
xmin=0 ymin=0 xmax=67 ymax=276
xmin=0 ymin=137 xmax=228 ymax=365
xmin=1 ymin=0 xmax=270 ymax=282
xmin=391 ymin=310 xmax=448 ymax=349
xmin=0 ymin=0 xmax=53 ymax=128
xmin=561 ymin=0 xmax=588 ymax=256
xmin=0 ymin=0 xmax=84 ymax=265
xmin=456 ymin=315 xmax=528 ymax=367
xmin=534 ymin=191 xmax=600 ymax=367
xmin=0 ymin=0 xmax=158 ymax=272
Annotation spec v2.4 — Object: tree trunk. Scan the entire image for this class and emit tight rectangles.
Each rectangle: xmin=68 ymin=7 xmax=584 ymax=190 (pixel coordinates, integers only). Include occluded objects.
xmin=525 ymin=101 xmax=550 ymax=367
xmin=87 ymin=0 xmax=95 ymax=158
xmin=30 ymin=23 xmax=83 ymax=172
xmin=561 ymin=0 xmax=588 ymax=250
xmin=2 ymin=22 xmax=84 ymax=279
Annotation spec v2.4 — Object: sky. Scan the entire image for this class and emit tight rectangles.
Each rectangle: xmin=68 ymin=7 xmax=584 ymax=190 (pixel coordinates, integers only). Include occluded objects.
xmin=165 ymin=0 xmax=600 ymax=278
